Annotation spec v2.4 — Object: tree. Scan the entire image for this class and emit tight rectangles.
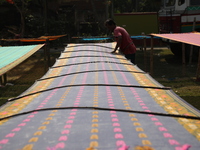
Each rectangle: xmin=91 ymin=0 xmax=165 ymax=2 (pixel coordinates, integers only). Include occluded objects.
xmin=138 ymin=0 xmax=161 ymax=12
xmin=113 ymin=0 xmax=161 ymax=13
xmin=114 ymin=0 xmax=135 ymax=13
xmin=0 ymin=0 xmax=32 ymax=37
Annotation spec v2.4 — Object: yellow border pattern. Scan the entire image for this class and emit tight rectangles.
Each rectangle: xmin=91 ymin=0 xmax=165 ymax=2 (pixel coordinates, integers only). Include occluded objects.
xmin=0 ymin=44 xmax=74 ymax=125
xmin=112 ymin=42 xmax=200 ymax=141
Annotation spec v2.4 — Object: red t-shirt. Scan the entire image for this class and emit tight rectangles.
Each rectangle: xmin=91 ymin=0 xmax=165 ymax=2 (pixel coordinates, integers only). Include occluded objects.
xmin=114 ymin=26 xmax=136 ymax=54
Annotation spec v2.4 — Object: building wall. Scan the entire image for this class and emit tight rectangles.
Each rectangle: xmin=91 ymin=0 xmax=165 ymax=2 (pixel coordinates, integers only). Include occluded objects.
xmin=114 ymin=12 xmax=159 ymax=35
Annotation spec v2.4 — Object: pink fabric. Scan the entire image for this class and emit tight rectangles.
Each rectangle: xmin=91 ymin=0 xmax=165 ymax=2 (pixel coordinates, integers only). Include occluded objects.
xmin=114 ymin=26 xmax=136 ymax=54
xmin=151 ymin=32 xmax=200 ymax=47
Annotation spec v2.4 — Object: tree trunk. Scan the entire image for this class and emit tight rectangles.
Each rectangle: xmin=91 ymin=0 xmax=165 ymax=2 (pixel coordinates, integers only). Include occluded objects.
xmin=13 ymin=1 xmax=25 ymax=37
xmin=90 ymin=0 xmax=98 ymax=21
xmin=44 ymin=0 xmax=47 ymax=35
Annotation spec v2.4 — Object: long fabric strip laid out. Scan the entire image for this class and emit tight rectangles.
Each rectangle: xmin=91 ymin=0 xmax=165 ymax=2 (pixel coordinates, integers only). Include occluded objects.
xmin=151 ymin=32 xmax=200 ymax=47
xmin=0 ymin=44 xmax=44 ymax=76
xmin=1 ymin=34 xmax=67 ymax=42
xmin=0 ymin=42 xmax=199 ymax=150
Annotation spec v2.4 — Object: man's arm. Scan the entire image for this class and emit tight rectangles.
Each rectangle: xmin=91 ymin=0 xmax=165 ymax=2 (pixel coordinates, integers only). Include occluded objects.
xmin=111 ymin=36 xmax=122 ymax=53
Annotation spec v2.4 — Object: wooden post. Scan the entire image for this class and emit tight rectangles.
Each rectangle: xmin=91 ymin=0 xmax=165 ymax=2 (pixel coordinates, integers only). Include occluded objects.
xmin=192 ymin=17 xmax=196 ymax=31
xmin=46 ymin=39 xmax=51 ymax=67
xmin=3 ymin=74 xmax=7 ymax=85
xmin=196 ymin=48 xmax=200 ymax=81
xmin=44 ymin=40 xmax=47 ymax=72
xmin=0 ymin=74 xmax=7 ymax=86
xmin=189 ymin=17 xmax=196 ymax=64
xmin=44 ymin=38 xmax=51 ymax=72
xmin=182 ymin=43 xmax=186 ymax=76
xmin=189 ymin=45 xmax=193 ymax=65
xmin=150 ymin=36 xmax=154 ymax=75
xmin=143 ymin=36 xmax=147 ymax=72
xmin=0 ymin=76 xmax=2 ymax=86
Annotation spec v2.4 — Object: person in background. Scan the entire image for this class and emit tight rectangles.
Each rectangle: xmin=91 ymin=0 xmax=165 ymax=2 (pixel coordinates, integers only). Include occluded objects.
xmin=105 ymin=19 xmax=136 ymax=64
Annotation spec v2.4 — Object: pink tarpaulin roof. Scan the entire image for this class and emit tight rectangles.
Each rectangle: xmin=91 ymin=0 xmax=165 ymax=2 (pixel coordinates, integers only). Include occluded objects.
xmin=151 ymin=32 xmax=200 ymax=47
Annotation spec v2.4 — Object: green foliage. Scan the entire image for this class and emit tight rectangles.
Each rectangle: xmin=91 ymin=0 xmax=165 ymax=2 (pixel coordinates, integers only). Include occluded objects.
xmin=0 ymin=0 xmax=76 ymax=38
xmin=138 ymin=0 xmax=161 ymax=12
xmin=114 ymin=0 xmax=135 ymax=13
xmin=113 ymin=0 xmax=161 ymax=13
xmin=25 ymin=15 xmax=44 ymax=37
xmin=0 ymin=0 xmax=162 ymax=38
xmin=0 ymin=0 xmax=34 ymax=37
xmin=0 ymin=0 xmax=32 ymax=8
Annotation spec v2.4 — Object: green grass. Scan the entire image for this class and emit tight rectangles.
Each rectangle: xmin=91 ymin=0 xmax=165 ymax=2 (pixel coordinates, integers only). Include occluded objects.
xmin=0 ymin=46 xmax=200 ymax=110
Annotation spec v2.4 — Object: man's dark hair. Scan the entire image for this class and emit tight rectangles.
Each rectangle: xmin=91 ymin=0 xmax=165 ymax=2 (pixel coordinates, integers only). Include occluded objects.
xmin=105 ymin=19 xmax=116 ymax=26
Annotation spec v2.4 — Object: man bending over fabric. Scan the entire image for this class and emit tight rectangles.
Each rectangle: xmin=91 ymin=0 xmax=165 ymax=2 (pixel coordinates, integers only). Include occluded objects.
xmin=105 ymin=19 xmax=136 ymax=64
